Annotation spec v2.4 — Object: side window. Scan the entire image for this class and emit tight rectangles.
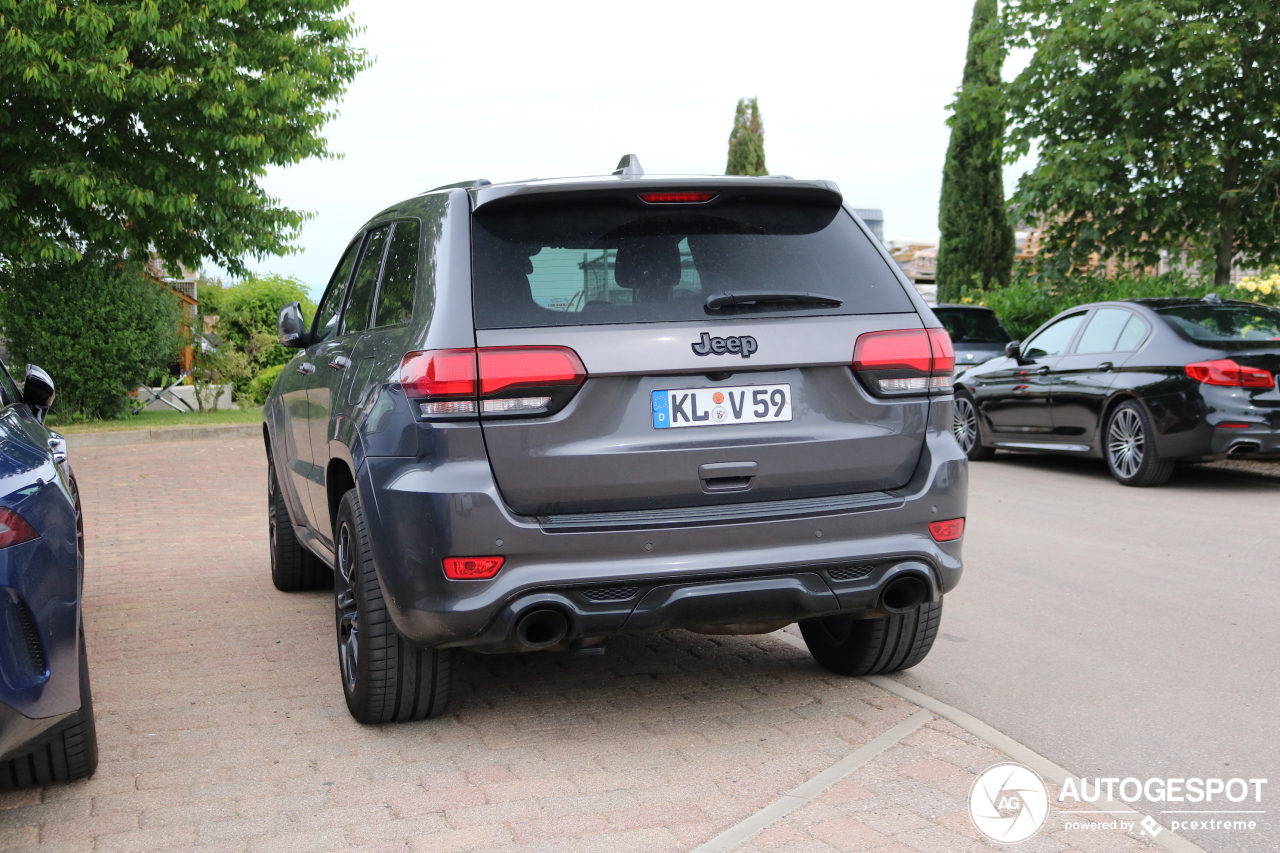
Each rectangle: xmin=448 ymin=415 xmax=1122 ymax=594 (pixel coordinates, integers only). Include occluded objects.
xmin=1114 ymin=315 xmax=1150 ymax=352
xmin=343 ymin=225 xmax=390 ymax=336
xmin=373 ymin=220 xmax=420 ymax=327
xmin=1075 ymin=308 xmax=1135 ymax=354
xmin=313 ymin=239 xmax=361 ymax=344
xmin=1022 ymin=313 xmax=1086 ymax=358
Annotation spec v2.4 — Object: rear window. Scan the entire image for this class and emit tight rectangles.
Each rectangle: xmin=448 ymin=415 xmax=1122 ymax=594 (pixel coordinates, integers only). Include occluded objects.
xmin=470 ymin=198 xmax=912 ymax=328
xmin=1155 ymin=304 xmax=1280 ymax=346
xmin=933 ymin=308 xmax=1009 ymax=344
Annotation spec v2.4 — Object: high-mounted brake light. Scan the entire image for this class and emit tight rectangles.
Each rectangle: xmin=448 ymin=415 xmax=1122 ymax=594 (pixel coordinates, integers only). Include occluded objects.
xmin=929 ymin=518 xmax=965 ymax=542
xmin=638 ymin=192 xmax=718 ymax=204
xmin=1185 ymin=359 xmax=1275 ymax=389
xmin=442 ymin=556 xmax=505 ymax=580
xmin=0 ymin=508 xmax=38 ymax=549
xmin=401 ymin=346 xmax=587 ymax=418
xmin=853 ymin=328 xmax=955 ymax=395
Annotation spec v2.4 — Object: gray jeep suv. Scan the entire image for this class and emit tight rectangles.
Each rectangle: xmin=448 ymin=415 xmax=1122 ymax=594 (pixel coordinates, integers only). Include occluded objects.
xmin=264 ymin=157 xmax=967 ymax=724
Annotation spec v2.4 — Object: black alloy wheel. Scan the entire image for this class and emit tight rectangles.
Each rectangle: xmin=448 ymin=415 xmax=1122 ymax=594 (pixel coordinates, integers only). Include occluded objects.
xmin=268 ymin=458 xmax=331 ymax=591
xmin=332 ymin=489 xmax=453 ymax=723
xmin=1104 ymin=401 xmax=1175 ymax=487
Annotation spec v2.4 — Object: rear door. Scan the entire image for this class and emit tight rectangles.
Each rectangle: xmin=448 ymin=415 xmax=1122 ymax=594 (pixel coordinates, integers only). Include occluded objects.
xmin=280 ymin=240 xmax=359 ymax=528
xmin=306 ymin=225 xmax=388 ymax=541
xmin=468 ymin=191 xmax=937 ymax=517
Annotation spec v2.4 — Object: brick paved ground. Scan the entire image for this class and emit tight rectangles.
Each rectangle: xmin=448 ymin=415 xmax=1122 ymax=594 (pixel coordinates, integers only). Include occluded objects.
xmin=0 ymin=439 xmax=1162 ymax=852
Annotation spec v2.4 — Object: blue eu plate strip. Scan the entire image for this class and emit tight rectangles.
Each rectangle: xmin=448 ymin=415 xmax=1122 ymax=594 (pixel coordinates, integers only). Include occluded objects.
xmin=651 ymin=390 xmax=670 ymax=429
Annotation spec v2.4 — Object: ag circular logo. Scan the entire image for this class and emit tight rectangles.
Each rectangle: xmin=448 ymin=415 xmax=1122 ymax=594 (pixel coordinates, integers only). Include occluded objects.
xmin=969 ymin=763 xmax=1049 ymax=843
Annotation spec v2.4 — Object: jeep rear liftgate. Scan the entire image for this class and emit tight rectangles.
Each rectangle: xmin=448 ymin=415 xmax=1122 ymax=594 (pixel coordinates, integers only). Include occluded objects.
xmin=468 ymin=191 xmax=935 ymax=517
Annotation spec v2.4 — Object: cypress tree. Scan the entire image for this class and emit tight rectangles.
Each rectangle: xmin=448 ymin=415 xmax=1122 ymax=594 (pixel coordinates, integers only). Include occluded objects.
xmin=726 ymin=97 xmax=769 ymax=176
xmin=936 ymin=0 xmax=1015 ymax=302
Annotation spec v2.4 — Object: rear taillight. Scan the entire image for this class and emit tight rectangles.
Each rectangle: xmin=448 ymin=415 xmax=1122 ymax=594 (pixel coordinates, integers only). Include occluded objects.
xmin=1186 ymin=359 xmax=1275 ymax=389
xmin=853 ymin=328 xmax=955 ymax=396
xmin=0 ymin=508 xmax=38 ymax=549
xmin=401 ymin=346 xmax=587 ymax=419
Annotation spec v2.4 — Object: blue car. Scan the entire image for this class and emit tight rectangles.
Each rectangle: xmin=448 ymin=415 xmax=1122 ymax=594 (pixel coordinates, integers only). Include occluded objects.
xmin=0 ymin=362 xmax=96 ymax=787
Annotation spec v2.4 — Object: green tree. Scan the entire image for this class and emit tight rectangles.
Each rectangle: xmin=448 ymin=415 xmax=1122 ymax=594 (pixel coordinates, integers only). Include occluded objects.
xmin=0 ymin=1 xmax=369 ymax=274
xmin=936 ymin=0 xmax=1015 ymax=302
xmin=0 ymin=258 xmax=182 ymax=420
xmin=1005 ymin=1 xmax=1280 ymax=286
xmin=726 ymin=97 xmax=768 ymax=176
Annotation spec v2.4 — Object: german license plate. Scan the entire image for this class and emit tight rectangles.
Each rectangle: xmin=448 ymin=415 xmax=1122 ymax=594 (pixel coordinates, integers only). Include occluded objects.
xmin=652 ymin=384 xmax=792 ymax=429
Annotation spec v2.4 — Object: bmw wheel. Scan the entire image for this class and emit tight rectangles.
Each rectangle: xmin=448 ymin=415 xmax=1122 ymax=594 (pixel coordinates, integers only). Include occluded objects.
xmin=953 ymin=393 xmax=995 ymax=461
xmin=1104 ymin=401 xmax=1174 ymax=487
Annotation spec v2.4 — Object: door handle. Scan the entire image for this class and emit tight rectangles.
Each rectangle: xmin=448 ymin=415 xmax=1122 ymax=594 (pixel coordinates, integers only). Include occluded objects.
xmin=296 ymin=362 xmax=316 ymax=376
xmin=1097 ymin=362 xmax=1114 ymax=372
xmin=1035 ymin=365 xmax=1050 ymax=375
xmin=328 ymin=356 xmax=351 ymax=371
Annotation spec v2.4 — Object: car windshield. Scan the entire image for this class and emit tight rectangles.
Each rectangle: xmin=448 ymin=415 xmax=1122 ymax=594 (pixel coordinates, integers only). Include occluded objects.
xmin=932 ymin=308 xmax=1010 ymax=344
xmin=1155 ymin=304 xmax=1280 ymax=345
xmin=470 ymin=198 xmax=912 ymax=328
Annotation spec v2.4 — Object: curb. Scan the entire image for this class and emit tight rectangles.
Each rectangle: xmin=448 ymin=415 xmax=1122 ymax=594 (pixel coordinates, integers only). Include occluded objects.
xmin=64 ymin=423 xmax=262 ymax=449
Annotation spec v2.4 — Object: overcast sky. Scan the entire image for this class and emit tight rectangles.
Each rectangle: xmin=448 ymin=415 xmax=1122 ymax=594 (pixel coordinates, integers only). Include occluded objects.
xmin=218 ymin=0 xmax=1031 ymax=295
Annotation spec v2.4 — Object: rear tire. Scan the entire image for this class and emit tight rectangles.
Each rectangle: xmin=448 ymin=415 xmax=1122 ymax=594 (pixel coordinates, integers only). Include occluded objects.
xmin=1104 ymin=401 xmax=1175 ymax=487
xmin=799 ymin=599 xmax=942 ymax=677
xmin=953 ymin=394 xmax=996 ymax=461
xmin=269 ymin=457 xmax=331 ymax=591
xmin=0 ymin=626 xmax=98 ymax=789
xmin=333 ymin=489 xmax=453 ymax=723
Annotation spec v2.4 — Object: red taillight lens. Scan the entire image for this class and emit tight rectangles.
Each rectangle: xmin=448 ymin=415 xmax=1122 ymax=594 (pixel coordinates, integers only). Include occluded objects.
xmin=0 ymin=508 xmax=38 ymax=549
xmin=638 ymin=192 xmax=717 ymax=203
xmin=402 ymin=347 xmax=587 ymax=418
xmin=854 ymin=329 xmax=933 ymax=372
xmin=1186 ymin=359 xmax=1275 ymax=389
xmin=927 ymin=328 xmax=956 ymax=374
xmin=401 ymin=349 xmax=478 ymax=397
xmin=928 ymin=518 xmax=965 ymax=542
xmin=442 ymin=556 xmax=505 ymax=579
xmin=853 ymin=329 xmax=954 ymax=395
xmin=477 ymin=347 xmax=587 ymax=395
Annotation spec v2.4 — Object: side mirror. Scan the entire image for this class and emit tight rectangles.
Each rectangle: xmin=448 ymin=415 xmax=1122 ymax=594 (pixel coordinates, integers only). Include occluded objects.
xmin=1004 ymin=341 xmax=1021 ymax=361
xmin=23 ymin=364 xmax=55 ymax=423
xmin=278 ymin=302 xmax=309 ymax=348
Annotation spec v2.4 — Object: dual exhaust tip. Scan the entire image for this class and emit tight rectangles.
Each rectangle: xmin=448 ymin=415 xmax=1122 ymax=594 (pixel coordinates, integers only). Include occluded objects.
xmin=514 ymin=608 xmax=569 ymax=650
xmin=879 ymin=574 xmax=929 ymax=614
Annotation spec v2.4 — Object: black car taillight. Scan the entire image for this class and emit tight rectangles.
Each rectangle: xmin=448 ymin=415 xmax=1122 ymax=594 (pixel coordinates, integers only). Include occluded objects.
xmin=853 ymin=328 xmax=955 ymax=397
xmin=401 ymin=346 xmax=587 ymax=419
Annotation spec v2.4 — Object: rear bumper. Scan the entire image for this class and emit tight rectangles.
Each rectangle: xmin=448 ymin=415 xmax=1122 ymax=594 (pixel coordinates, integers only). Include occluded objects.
xmin=356 ymin=401 xmax=966 ymax=649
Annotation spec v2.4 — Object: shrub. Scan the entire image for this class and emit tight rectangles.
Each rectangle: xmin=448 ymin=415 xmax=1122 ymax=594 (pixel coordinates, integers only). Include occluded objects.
xmin=0 ymin=259 xmax=183 ymax=421
xmin=965 ymin=273 xmax=1279 ymax=341
xmin=210 ymin=273 xmax=315 ymax=400
xmin=245 ymin=363 xmax=286 ymax=407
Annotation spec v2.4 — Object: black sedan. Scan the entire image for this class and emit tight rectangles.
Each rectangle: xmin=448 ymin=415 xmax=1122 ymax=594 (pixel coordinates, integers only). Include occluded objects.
xmin=952 ymin=296 xmax=1280 ymax=486
xmin=933 ymin=304 xmax=1012 ymax=367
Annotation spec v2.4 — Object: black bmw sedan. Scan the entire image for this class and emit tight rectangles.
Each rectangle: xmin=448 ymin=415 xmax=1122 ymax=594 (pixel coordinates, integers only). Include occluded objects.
xmin=952 ymin=296 xmax=1280 ymax=486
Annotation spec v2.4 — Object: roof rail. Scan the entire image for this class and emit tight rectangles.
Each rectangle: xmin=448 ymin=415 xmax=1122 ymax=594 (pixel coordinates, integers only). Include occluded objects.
xmin=612 ymin=155 xmax=644 ymax=177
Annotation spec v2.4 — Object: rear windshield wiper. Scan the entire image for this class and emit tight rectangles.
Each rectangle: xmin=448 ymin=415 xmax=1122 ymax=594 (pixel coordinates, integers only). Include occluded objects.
xmin=704 ymin=290 xmax=844 ymax=310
